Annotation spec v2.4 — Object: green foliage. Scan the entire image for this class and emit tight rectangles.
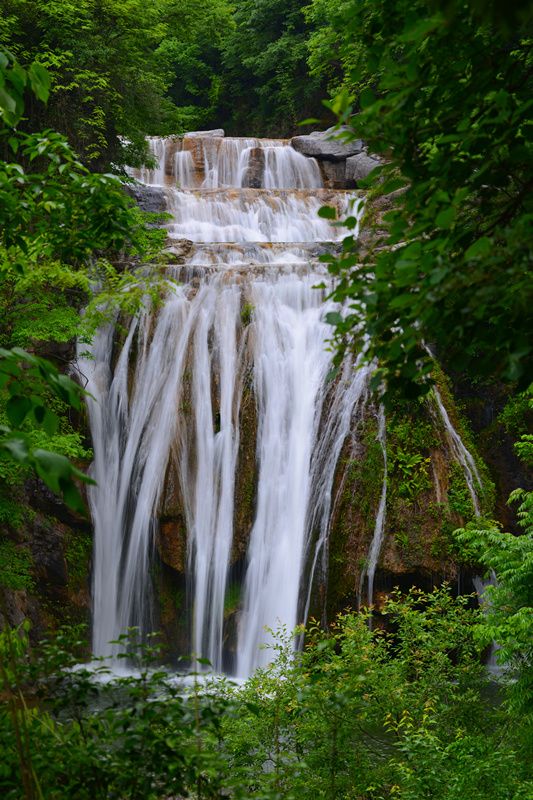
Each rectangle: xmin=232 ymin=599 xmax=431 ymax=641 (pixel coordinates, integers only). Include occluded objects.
xmin=456 ymin=414 xmax=533 ymax=723
xmin=64 ymin=531 xmax=92 ymax=588
xmin=156 ymin=0 xmax=233 ymax=134
xmin=1 ymin=589 xmax=532 ymax=798
xmin=224 ymin=588 xmax=530 ymax=799
xmin=0 ymin=50 xmax=168 ymax=518
xmin=0 ymin=538 xmax=34 ymax=590
xmin=0 ymin=0 xmax=172 ymax=166
xmin=0 ymin=492 xmax=26 ymax=529
xmin=388 ymin=413 xmax=435 ymax=502
xmin=499 ymin=389 xmax=533 ymax=436
xmin=0 ymin=47 xmax=50 ymax=125
xmin=224 ymin=582 xmax=241 ymax=616
xmin=447 ymin=463 xmax=475 ymax=519
xmin=0 ymin=348 xmax=93 ymax=512
xmin=317 ymin=0 xmax=533 ymax=401
xmin=220 ymin=0 xmax=326 ymax=135
xmin=240 ymin=301 xmax=254 ymax=327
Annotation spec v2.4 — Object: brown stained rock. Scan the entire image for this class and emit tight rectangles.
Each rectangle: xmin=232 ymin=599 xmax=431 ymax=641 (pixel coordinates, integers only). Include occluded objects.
xmin=241 ymin=147 xmax=265 ymax=188
xmin=157 ymin=520 xmax=187 ymax=575
xmin=182 ymin=135 xmax=222 ymax=181
xmin=232 ymin=374 xmax=258 ymax=565
xmin=318 ymin=159 xmax=349 ymax=189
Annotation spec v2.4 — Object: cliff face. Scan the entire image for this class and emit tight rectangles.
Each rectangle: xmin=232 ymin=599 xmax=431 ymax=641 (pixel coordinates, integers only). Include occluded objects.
xmin=0 ymin=360 xmax=511 ymax=653
xmin=0 ymin=480 xmax=92 ymax=642
xmin=153 ymin=357 xmax=496 ymax=643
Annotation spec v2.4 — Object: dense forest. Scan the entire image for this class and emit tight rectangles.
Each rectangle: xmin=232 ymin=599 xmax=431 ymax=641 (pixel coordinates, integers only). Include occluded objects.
xmin=0 ymin=0 xmax=532 ymax=797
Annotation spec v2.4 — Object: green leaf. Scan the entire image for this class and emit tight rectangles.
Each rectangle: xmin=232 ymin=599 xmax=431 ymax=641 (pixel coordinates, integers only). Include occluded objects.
xmin=0 ymin=85 xmax=17 ymax=115
xmin=435 ymin=207 xmax=456 ymax=229
xmin=6 ymin=395 xmax=32 ymax=427
xmin=318 ymin=205 xmax=337 ymax=220
xmin=0 ymin=435 xmax=29 ymax=462
xmin=325 ymin=311 xmax=343 ymax=326
xmin=464 ymin=237 xmax=492 ymax=260
xmin=28 ymin=63 xmax=51 ymax=103
xmin=359 ymin=88 xmax=376 ymax=109
xmin=398 ymin=15 xmax=442 ymax=43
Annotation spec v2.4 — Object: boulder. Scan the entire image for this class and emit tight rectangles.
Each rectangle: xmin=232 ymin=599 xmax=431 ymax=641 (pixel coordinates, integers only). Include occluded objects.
xmin=124 ymin=184 xmax=167 ymax=214
xmin=290 ymin=126 xmax=364 ymax=161
xmin=345 ymin=152 xmax=381 ymax=184
xmin=241 ymin=147 xmax=265 ymax=188
xmin=318 ymin=160 xmax=349 ymax=188
xmin=159 ymin=239 xmax=195 ymax=263
xmin=185 ymin=129 xmax=225 ymax=138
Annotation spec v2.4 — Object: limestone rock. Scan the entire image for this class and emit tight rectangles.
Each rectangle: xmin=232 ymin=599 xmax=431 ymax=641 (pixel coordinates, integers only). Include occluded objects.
xmin=318 ymin=159 xmax=349 ymax=188
xmin=159 ymin=240 xmax=195 ymax=263
xmin=186 ymin=129 xmax=225 ymax=138
xmin=124 ymin=184 xmax=166 ymax=214
xmin=241 ymin=147 xmax=265 ymax=188
xmin=345 ymin=152 xmax=381 ymax=184
xmin=290 ymin=126 xmax=364 ymax=161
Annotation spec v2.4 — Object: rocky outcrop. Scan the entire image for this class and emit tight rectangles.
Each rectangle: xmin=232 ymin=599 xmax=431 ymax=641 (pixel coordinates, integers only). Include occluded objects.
xmin=290 ymin=126 xmax=382 ymax=188
xmin=186 ymin=129 xmax=225 ymax=138
xmin=0 ymin=500 xmax=92 ymax=643
xmin=345 ymin=152 xmax=381 ymax=184
xmin=124 ymin=184 xmax=167 ymax=214
xmin=291 ymin=126 xmax=365 ymax=161
xmin=317 ymin=160 xmax=349 ymax=189
xmin=241 ymin=147 xmax=265 ymax=188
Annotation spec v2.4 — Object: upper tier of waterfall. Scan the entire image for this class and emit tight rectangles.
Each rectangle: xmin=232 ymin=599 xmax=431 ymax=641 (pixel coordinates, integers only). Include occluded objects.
xmin=135 ymin=135 xmax=322 ymax=190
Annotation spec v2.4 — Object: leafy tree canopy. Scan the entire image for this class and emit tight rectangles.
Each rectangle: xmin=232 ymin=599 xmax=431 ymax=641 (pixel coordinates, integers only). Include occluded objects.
xmin=0 ymin=0 xmax=232 ymax=167
xmin=220 ymin=0 xmax=327 ymax=135
xmin=309 ymin=0 xmax=533 ymax=401
xmin=0 ymin=47 xmax=165 ymax=512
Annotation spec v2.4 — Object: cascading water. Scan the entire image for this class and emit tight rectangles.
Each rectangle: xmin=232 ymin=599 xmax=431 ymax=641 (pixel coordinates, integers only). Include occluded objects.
xmin=432 ymin=386 xmax=482 ymax=515
xmin=85 ymin=134 xmax=366 ymax=674
xmin=364 ymin=406 xmax=388 ymax=609
xmin=84 ymin=132 xmax=489 ymax=673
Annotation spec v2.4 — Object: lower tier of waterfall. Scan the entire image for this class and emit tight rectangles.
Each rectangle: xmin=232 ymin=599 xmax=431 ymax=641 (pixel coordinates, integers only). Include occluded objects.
xmin=80 ymin=269 xmax=370 ymax=676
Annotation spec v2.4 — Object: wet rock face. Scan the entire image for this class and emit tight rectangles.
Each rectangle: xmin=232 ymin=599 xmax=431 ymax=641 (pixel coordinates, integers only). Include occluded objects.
xmin=319 ymin=159 xmax=349 ymax=188
xmin=123 ymin=184 xmax=167 ymax=214
xmin=345 ymin=152 xmax=382 ymax=184
xmin=291 ymin=126 xmax=365 ymax=161
xmin=186 ymin=129 xmax=225 ymax=138
xmin=289 ymin=127 xmax=383 ymax=188
xmin=241 ymin=147 xmax=265 ymax=188
xmin=30 ymin=521 xmax=68 ymax=589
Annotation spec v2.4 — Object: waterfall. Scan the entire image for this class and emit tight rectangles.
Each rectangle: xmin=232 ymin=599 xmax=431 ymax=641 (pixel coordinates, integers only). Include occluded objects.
xmin=432 ymin=386 xmax=482 ymax=515
xmin=234 ymin=275 xmax=367 ymax=676
xmin=79 ymin=289 xmax=198 ymax=656
xmin=303 ymin=356 xmax=370 ymax=626
xmin=135 ymin=134 xmax=324 ymax=191
xmin=85 ymin=132 xmax=488 ymax=674
xmin=365 ymin=406 xmax=388 ymax=608
xmin=86 ymin=134 xmax=365 ymax=674
xmin=178 ymin=282 xmax=245 ymax=672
